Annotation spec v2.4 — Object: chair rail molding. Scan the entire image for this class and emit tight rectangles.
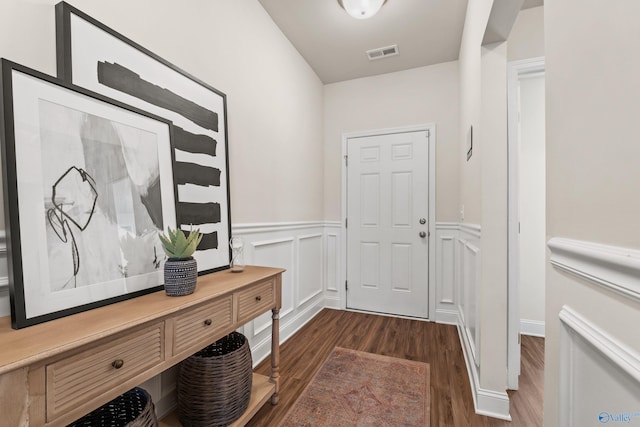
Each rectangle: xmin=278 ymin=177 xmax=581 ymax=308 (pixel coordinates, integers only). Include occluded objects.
xmin=459 ymin=222 xmax=482 ymax=239
xmin=548 ymin=237 xmax=640 ymax=301
xmin=231 ymin=221 xmax=327 ymax=235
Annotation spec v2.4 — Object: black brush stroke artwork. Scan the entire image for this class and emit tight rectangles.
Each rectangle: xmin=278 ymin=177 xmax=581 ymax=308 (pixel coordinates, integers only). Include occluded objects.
xmin=97 ymin=61 xmax=218 ymax=132
xmin=178 ymin=202 xmax=221 ymax=225
xmin=47 ymin=166 xmax=99 ymax=289
xmin=173 ymin=126 xmax=217 ymax=156
xmin=174 ymin=162 xmax=221 ymax=187
xmin=198 ymin=232 xmax=219 ymax=251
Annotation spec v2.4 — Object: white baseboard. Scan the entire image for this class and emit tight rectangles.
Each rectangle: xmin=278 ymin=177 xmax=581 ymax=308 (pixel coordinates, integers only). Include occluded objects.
xmin=476 ymin=388 xmax=512 ymax=420
xmin=435 ymin=309 xmax=458 ymax=325
xmin=155 ymin=389 xmax=177 ymax=420
xmin=521 ymin=319 xmax=545 ymax=337
xmin=457 ymin=313 xmax=512 ymax=421
xmin=324 ymin=295 xmax=342 ymax=310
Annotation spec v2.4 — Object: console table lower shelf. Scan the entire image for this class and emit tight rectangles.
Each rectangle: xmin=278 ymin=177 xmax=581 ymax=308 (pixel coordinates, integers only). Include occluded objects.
xmin=159 ymin=373 xmax=274 ymax=427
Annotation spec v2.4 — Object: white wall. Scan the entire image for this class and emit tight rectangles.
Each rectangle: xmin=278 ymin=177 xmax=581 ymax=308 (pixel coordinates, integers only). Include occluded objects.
xmin=0 ymin=0 xmax=325 ymax=312
xmin=518 ymin=74 xmax=546 ymax=330
xmin=458 ymin=0 xmax=492 ymax=225
xmin=457 ymin=0 xmax=511 ymax=418
xmin=508 ymin=6 xmax=544 ymax=61
xmin=545 ymin=0 xmax=640 ymax=425
xmin=0 ymin=0 xmax=324 ymax=225
xmin=479 ymin=38 xmax=509 ymax=403
xmin=323 ymin=61 xmax=461 ymax=222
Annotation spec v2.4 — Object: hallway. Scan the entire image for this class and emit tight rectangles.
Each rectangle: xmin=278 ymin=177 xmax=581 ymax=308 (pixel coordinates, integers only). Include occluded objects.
xmin=247 ymin=309 xmax=544 ymax=426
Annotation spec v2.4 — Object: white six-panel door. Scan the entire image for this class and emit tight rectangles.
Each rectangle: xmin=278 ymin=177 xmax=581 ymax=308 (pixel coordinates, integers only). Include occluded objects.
xmin=346 ymin=130 xmax=430 ymax=318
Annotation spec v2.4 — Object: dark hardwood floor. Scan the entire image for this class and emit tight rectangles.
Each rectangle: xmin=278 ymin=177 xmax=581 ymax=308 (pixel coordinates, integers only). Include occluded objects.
xmin=247 ymin=309 xmax=544 ymax=427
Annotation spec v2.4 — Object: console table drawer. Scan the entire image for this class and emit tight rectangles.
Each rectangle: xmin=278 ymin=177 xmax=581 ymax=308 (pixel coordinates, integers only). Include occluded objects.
xmin=236 ymin=278 xmax=275 ymax=323
xmin=173 ymin=295 xmax=234 ymax=356
xmin=46 ymin=322 xmax=164 ymax=421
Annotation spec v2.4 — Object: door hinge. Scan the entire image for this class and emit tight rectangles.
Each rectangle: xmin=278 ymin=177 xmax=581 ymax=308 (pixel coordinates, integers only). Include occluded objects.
xmin=518 ymin=222 xmax=521 ymax=234
xmin=345 ymin=280 xmax=348 ymax=291
xmin=345 ymin=218 xmax=348 ymax=228
xmin=344 ymin=155 xmax=348 ymax=167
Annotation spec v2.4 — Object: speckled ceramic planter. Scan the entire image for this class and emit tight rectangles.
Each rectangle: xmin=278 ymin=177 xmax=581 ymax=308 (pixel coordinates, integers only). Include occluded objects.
xmin=164 ymin=257 xmax=198 ymax=296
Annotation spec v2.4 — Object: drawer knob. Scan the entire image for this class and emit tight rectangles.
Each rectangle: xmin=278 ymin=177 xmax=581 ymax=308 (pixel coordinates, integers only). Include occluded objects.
xmin=112 ymin=359 xmax=124 ymax=369
xmin=255 ymin=295 xmax=262 ymax=302
xmin=204 ymin=318 xmax=213 ymax=326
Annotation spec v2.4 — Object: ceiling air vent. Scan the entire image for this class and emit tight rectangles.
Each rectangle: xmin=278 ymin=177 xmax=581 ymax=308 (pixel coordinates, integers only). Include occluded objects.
xmin=366 ymin=44 xmax=399 ymax=61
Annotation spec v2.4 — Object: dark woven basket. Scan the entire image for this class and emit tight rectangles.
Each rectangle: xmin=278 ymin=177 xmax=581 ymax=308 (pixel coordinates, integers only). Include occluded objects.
xmin=67 ymin=387 xmax=157 ymax=427
xmin=178 ymin=332 xmax=253 ymax=427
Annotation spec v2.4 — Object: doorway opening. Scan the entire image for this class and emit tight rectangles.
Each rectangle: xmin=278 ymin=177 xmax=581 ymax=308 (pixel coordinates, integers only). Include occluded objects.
xmin=507 ymin=57 xmax=546 ymax=390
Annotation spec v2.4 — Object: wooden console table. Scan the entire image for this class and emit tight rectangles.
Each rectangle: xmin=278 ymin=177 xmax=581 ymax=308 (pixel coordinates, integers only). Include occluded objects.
xmin=0 ymin=265 xmax=283 ymax=426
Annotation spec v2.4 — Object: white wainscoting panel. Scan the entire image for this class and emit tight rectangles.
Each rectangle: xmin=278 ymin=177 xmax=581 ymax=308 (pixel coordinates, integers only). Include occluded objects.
xmin=457 ymin=237 xmax=466 ymax=326
xmin=435 ymin=223 xmax=458 ymax=324
xmin=297 ymin=234 xmax=324 ymax=307
xmin=454 ymin=224 xmax=509 ymax=419
xmin=233 ymin=222 xmax=326 ymax=365
xmin=251 ymin=237 xmax=295 ymax=336
xmin=559 ymin=306 xmax=640 ymax=426
xmin=326 ymin=233 xmax=339 ymax=292
xmin=324 ymin=222 xmax=343 ymax=309
xmin=0 ymin=232 xmax=9 ymax=318
xmin=459 ymin=225 xmax=481 ymax=368
xmin=463 ymin=240 xmax=481 ymax=367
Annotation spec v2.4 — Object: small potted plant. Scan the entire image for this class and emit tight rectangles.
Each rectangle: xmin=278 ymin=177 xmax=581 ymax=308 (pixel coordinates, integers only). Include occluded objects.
xmin=159 ymin=226 xmax=202 ymax=296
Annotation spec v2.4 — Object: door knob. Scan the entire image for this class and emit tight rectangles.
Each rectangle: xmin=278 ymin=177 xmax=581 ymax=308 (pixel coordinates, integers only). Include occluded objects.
xmin=419 ymin=218 xmax=426 ymax=224
xmin=419 ymin=231 xmax=427 ymax=238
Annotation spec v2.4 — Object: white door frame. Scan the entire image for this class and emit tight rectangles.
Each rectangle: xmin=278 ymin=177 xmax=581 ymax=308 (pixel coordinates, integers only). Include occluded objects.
xmin=507 ymin=57 xmax=545 ymax=389
xmin=339 ymin=124 xmax=436 ymax=319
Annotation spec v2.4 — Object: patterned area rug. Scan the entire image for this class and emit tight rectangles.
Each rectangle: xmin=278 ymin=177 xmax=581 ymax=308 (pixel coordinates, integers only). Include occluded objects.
xmin=279 ymin=347 xmax=430 ymax=426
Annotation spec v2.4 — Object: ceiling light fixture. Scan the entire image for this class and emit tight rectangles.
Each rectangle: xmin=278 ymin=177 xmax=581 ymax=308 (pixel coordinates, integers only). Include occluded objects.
xmin=337 ymin=0 xmax=387 ymax=20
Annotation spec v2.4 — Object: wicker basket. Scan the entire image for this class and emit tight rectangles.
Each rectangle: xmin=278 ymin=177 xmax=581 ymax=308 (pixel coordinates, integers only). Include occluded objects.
xmin=67 ymin=387 xmax=158 ymax=427
xmin=178 ymin=332 xmax=253 ymax=427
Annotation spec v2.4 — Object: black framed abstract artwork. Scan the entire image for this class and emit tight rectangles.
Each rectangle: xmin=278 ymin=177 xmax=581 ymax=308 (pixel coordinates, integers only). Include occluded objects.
xmin=0 ymin=60 xmax=178 ymax=328
xmin=56 ymin=1 xmax=232 ymax=275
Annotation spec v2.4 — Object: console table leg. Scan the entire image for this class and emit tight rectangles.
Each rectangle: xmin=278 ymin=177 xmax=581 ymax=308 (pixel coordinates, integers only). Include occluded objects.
xmin=270 ymin=307 xmax=280 ymax=405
